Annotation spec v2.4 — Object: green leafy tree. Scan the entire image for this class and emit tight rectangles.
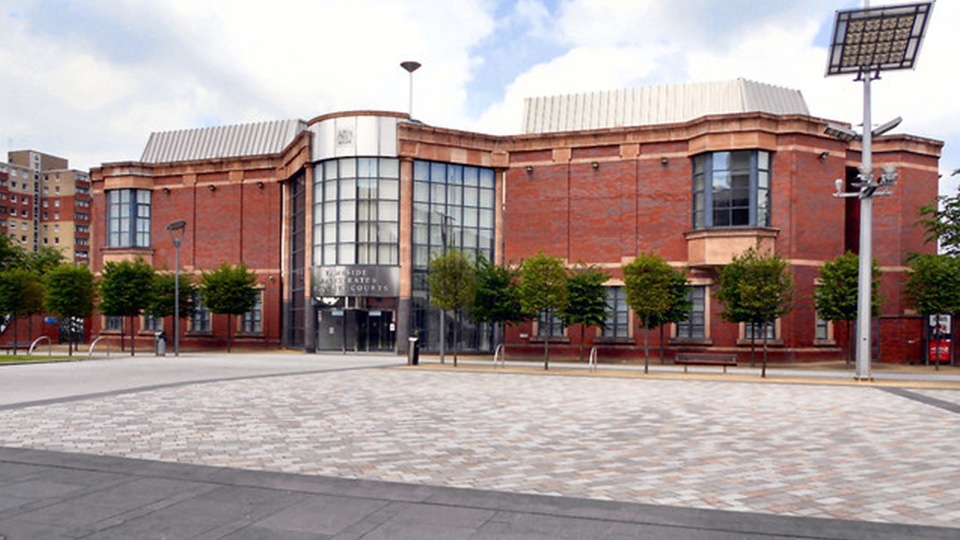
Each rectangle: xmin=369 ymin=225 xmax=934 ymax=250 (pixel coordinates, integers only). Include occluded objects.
xmin=814 ymin=252 xmax=882 ymax=367
xmin=427 ymin=249 xmax=477 ymax=367
xmin=0 ymin=234 xmax=24 ymax=270
xmin=99 ymin=258 xmax=156 ymax=355
xmin=517 ymin=251 xmax=568 ymax=370
xmin=44 ymin=264 xmax=96 ymax=355
xmin=0 ymin=268 xmax=45 ymax=354
xmin=21 ymin=247 xmax=65 ymax=276
xmin=560 ymin=264 xmax=609 ymax=363
xmin=198 ymin=263 xmax=259 ymax=352
xmin=716 ymin=246 xmax=794 ymax=377
xmin=148 ymin=272 xmax=198 ymax=324
xmin=471 ymin=255 xmax=529 ymax=353
xmin=905 ymin=253 xmax=960 ymax=368
xmin=623 ymin=253 xmax=691 ymax=373
xmin=918 ymin=194 xmax=960 ymax=256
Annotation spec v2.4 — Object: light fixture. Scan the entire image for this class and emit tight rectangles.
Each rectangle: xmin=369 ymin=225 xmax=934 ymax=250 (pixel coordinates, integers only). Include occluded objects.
xmin=256 ymin=181 xmax=264 ymax=189
xmin=525 ymin=165 xmax=533 ymax=174
xmin=591 ymin=161 xmax=599 ymax=170
xmin=824 ymin=0 xmax=933 ymax=382
xmin=162 ymin=187 xmax=170 ymax=195
xmin=208 ymin=184 xmax=216 ymax=192
xmin=819 ymin=151 xmax=830 ymax=162
xmin=660 ymin=157 xmax=669 ymax=166
xmin=825 ymin=123 xmax=859 ymax=142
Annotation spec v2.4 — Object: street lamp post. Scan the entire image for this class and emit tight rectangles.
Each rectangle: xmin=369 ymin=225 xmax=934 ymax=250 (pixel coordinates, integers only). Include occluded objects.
xmin=825 ymin=1 xmax=933 ymax=380
xmin=167 ymin=220 xmax=187 ymax=356
xmin=400 ymin=61 xmax=421 ymax=118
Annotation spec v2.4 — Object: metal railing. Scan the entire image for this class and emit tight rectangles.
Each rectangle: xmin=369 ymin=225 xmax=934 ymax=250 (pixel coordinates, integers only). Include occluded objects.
xmin=493 ymin=343 xmax=505 ymax=369
xmin=28 ymin=336 xmax=52 ymax=356
xmin=88 ymin=335 xmax=112 ymax=359
xmin=588 ymin=346 xmax=598 ymax=372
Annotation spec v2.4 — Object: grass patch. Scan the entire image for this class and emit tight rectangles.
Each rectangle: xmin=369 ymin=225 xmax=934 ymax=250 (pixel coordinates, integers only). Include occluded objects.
xmin=0 ymin=354 xmax=80 ymax=364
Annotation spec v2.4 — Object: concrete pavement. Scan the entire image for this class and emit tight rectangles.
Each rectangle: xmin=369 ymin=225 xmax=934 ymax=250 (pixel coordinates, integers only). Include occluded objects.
xmin=1 ymin=352 xmax=959 ymax=538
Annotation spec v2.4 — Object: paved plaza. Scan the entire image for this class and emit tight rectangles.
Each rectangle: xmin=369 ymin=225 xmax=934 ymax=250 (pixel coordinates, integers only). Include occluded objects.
xmin=1 ymin=354 xmax=959 ymax=538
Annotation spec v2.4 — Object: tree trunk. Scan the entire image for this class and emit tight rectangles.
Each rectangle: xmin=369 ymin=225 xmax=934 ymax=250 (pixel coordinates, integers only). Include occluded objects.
xmin=643 ymin=325 xmax=650 ymax=374
xmin=453 ymin=309 xmax=459 ymax=368
xmin=11 ymin=316 xmax=18 ymax=355
xmin=129 ymin=316 xmax=136 ymax=356
xmin=762 ymin=333 xmax=768 ymax=378
xmin=750 ymin=323 xmax=756 ymax=367
xmin=544 ymin=309 xmax=550 ymax=371
xmin=227 ymin=315 xmax=234 ymax=352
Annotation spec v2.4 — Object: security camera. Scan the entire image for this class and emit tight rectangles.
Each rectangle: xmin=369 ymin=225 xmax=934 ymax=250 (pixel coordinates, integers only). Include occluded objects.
xmin=835 ymin=178 xmax=844 ymax=194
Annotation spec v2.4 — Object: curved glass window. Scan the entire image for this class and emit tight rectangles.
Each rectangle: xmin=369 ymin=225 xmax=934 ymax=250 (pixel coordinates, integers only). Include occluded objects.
xmin=692 ymin=150 xmax=770 ymax=229
xmin=313 ymin=157 xmax=399 ymax=266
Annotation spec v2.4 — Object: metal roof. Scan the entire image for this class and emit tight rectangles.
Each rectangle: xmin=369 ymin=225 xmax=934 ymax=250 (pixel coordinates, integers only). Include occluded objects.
xmin=140 ymin=119 xmax=306 ymax=163
xmin=522 ymin=79 xmax=810 ymax=134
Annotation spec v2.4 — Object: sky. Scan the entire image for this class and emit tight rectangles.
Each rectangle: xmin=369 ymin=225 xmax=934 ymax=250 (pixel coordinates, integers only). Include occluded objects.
xmin=2 ymin=0 xmax=958 ymax=193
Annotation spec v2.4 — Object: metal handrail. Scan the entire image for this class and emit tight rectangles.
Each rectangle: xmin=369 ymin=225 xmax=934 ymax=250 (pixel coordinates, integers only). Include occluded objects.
xmin=493 ymin=343 xmax=505 ymax=369
xmin=88 ymin=335 xmax=111 ymax=359
xmin=28 ymin=336 xmax=52 ymax=356
xmin=588 ymin=346 xmax=598 ymax=372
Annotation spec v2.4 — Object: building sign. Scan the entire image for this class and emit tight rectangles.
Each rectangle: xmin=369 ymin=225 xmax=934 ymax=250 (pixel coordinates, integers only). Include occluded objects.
xmin=313 ymin=266 xmax=399 ymax=297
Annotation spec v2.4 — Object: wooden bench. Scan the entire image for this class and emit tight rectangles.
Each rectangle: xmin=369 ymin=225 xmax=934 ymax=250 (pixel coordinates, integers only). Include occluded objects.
xmin=0 ymin=342 xmax=33 ymax=353
xmin=675 ymin=353 xmax=738 ymax=374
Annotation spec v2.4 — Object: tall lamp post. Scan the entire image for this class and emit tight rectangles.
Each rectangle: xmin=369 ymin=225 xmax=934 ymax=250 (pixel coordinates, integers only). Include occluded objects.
xmin=167 ymin=219 xmax=187 ymax=356
xmin=400 ymin=61 xmax=421 ymax=118
xmin=826 ymin=1 xmax=933 ymax=380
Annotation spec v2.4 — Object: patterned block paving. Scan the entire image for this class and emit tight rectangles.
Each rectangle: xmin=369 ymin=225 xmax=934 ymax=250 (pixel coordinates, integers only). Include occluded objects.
xmin=0 ymin=369 xmax=958 ymax=528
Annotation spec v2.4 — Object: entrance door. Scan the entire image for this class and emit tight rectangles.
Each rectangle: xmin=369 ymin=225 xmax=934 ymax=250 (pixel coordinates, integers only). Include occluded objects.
xmin=363 ymin=310 xmax=395 ymax=352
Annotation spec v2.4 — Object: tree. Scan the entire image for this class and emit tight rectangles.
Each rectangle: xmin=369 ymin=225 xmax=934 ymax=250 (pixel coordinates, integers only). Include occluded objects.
xmin=99 ymin=258 xmax=156 ymax=356
xmin=622 ymin=254 xmax=691 ymax=373
xmin=427 ymin=249 xmax=477 ymax=367
xmin=560 ymin=264 xmax=609 ymax=363
xmin=517 ymin=251 xmax=568 ymax=370
xmin=21 ymin=247 xmax=65 ymax=276
xmin=715 ymin=246 xmax=794 ymax=377
xmin=905 ymin=253 xmax=960 ymax=369
xmin=148 ymin=272 xmax=198 ymax=326
xmin=814 ymin=252 xmax=882 ymax=367
xmin=918 ymin=194 xmax=960 ymax=256
xmin=198 ymin=263 xmax=259 ymax=352
xmin=0 ymin=268 xmax=45 ymax=354
xmin=44 ymin=264 xmax=96 ymax=355
xmin=0 ymin=234 xmax=24 ymax=270
xmin=471 ymin=255 xmax=529 ymax=352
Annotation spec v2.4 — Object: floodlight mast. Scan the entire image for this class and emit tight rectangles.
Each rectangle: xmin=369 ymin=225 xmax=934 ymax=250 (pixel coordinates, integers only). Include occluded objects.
xmin=825 ymin=1 xmax=933 ymax=381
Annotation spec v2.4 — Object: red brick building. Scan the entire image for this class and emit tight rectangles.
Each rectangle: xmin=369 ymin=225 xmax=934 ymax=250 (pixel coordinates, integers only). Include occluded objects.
xmin=90 ymin=80 xmax=941 ymax=361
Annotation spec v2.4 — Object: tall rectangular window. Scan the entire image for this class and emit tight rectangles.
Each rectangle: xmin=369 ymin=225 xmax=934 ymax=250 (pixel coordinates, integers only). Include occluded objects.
xmin=602 ymin=287 xmax=630 ymax=338
xmin=242 ymin=291 xmax=263 ymax=334
xmin=537 ymin=311 xmax=565 ymax=338
xmin=106 ymin=189 xmax=151 ymax=247
xmin=744 ymin=322 xmax=776 ymax=340
xmin=692 ymin=150 xmax=770 ymax=229
xmin=675 ymin=286 xmax=706 ymax=339
xmin=191 ymin=296 xmax=211 ymax=333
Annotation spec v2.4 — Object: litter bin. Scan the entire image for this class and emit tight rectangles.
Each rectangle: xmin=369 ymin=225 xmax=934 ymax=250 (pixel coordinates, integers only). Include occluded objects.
xmin=407 ymin=336 xmax=419 ymax=366
xmin=155 ymin=331 xmax=167 ymax=357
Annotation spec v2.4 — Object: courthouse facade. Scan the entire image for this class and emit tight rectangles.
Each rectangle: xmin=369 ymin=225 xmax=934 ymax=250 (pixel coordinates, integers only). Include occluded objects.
xmin=90 ymin=79 xmax=942 ymax=361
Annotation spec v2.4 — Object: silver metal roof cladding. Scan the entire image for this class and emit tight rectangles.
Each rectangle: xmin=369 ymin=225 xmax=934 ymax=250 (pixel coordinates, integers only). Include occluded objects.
xmin=140 ymin=119 xmax=306 ymax=163
xmin=522 ymin=79 xmax=810 ymax=134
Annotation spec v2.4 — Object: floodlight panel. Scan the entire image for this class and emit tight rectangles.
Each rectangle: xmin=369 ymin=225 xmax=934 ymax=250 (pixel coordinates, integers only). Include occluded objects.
xmin=826 ymin=1 xmax=933 ymax=76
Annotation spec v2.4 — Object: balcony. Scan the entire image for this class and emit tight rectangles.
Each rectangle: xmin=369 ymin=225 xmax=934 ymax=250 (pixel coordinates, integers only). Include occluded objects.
xmin=684 ymin=228 xmax=778 ymax=267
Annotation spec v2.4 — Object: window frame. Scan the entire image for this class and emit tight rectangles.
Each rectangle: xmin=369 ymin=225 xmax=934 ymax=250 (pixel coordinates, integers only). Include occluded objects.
xmin=692 ymin=150 xmax=771 ymax=229
xmin=106 ymin=188 xmax=152 ymax=248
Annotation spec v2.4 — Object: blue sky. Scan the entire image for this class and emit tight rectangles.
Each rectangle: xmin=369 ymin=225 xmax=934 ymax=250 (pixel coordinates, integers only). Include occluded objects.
xmin=1 ymin=0 xmax=957 ymax=193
